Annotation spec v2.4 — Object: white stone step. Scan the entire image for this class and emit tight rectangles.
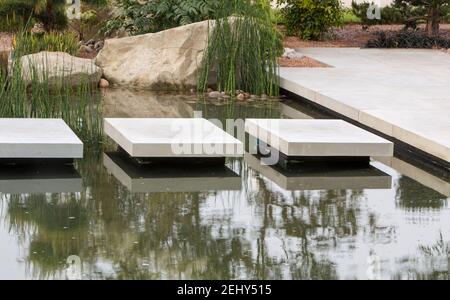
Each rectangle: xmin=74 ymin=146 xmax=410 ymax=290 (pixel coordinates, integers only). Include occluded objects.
xmin=245 ymin=119 xmax=393 ymax=158
xmin=0 ymin=119 xmax=83 ymax=159
xmin=104 ymin=118 xmax=244 ymax=158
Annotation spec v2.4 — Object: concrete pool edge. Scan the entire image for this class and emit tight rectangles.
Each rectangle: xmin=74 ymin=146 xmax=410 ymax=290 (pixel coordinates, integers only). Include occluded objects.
xmin=281 ymin=88 xmax=450 ymax=180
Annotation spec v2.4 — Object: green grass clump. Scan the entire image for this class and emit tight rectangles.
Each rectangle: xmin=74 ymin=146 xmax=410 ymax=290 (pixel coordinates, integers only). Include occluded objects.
xmin=14 ymin=31 xmax=80 ymax=56
xmin=198 ymin=0 xmax=282 ymax=97
xmin=0 ymin=31 xmax=103 ymax=149
xmin=342 ymin=9 xmax=361 ymax=24
xmin=0 ymin=11 xmax=32 ymax=32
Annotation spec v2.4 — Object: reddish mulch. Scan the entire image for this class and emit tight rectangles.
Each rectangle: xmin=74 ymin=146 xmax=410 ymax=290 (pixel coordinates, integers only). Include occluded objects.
xmin=283 ymin=24 xmax=450 ymax=49
xmin=278 ymin=56 xmax=330 ymax=68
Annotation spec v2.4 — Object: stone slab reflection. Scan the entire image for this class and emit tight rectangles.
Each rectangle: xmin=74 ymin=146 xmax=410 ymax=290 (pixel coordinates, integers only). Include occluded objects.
xmin=245 ymin=153 xmax=392 ymax=190
xmin=103 ymin=152 xmax=242 ymax=192
xmin=0 ymin=165 xmax=82 ymax=194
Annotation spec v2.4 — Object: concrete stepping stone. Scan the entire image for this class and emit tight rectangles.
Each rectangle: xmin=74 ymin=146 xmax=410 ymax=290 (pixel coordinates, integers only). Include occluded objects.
xmin=245 ymin=153 xmax=392 ymax=190
xmin=104 ymin=118 xmax=244 ymax=165
xmin=245 ymin=119 xmax=393 ymax=168
xmin=0 ymin=119 xmax=83 ymax=164
xmin=103 ymin=152 xmax=241 ymax=192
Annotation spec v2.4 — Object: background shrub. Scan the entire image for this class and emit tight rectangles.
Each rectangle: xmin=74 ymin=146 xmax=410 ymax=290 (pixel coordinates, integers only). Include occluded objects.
xmin=277 ymin=0 xmax=343 ymax=40
xmin=342 ymin=8 xmax=362 ymax=24
xmin=0 ymin=0 xmax=67 ymax=32
xmin=103 ymin=0 xmax=221 ymax=36
xmin=351 ymin=1 xmax=408 ymax=26
xmin=366 ymin=30 xmax=450 ymax=48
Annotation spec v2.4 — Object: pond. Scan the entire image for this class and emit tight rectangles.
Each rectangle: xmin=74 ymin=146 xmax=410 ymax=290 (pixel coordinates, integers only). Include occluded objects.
xmin=0 ymin=89 xmax=449 ymax=280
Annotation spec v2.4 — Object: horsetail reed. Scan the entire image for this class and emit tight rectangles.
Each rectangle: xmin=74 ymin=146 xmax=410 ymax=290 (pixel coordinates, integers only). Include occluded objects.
xmin=198 ymin=0 xmax=282 ymax=97
xmin=0 ymin=31 xmax=104 ymax=149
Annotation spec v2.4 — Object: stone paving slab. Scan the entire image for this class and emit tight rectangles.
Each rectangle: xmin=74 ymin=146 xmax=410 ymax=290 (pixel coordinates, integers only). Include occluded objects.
xmin=245 ymin=119 xmax=393 ymax=157
xmin=104 ymin=118 xmax=244 ymax=158
xmin=279 ymin=48 xmax=450 ymax=164
xmin=0 ymin=119 xmax=83 ymax=159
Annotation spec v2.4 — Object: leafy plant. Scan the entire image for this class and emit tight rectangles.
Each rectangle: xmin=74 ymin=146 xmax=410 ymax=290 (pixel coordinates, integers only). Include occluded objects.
xmin=103 ymin=0 xmax=221 ymax=36
xmin=395 ymin=0 xmax=450 ymax=36
xmin=342 ymin=8 xmax=361 ymax=24
xmin=0 ymin=9 xmax=32 ymax=32
xmin=198 ymin=0 xmax=282 ymax=97
xmin=351 ymin=1 xmax=410 ymax=26
xmin=0 ymin=0 xmax=68 ymax=31
xmin=69 ymin=1 xmax=113 ymax=40
xmin=277 ymin=0 xmax=343 ymax=40
xmin=366 ymin=30 xmax=450 ymax=48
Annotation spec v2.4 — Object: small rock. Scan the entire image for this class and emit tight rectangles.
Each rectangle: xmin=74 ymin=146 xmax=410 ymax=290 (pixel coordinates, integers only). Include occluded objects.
xmin=222 ymin=95 xmax=231 ymax=99
xmin=207 ymin=88 xmax=213 ymax=93
xmin=244 ymin=93 xmax=251 ymax=99
xmin=31 ymin=23 xmax=45 ymax=35
xmin=208 ymin=91 xmax=221 ymax=98
xmin=261 ymin=94 xmax=268 ymax=100
xmin=94 ymin=41 xmax=104 ymax=52
xmin=250 ymin=95 xmax=258 ymax=100
xmin=282 ymin=47 xmax=304 ymax=60
xmin=99 ymin=78 xmax=110 ymax=88
xmin=236 ymin=93 xmax=245 ymax=101
xmin=85 ymin=39 xmax=96 ymax=46
xmin=79 ymin=44 xmax=94 ymax=53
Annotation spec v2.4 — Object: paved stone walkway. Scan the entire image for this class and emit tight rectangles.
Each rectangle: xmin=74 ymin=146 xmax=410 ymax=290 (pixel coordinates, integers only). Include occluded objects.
xmin=279 ymin=48 xmax=450 ymax=165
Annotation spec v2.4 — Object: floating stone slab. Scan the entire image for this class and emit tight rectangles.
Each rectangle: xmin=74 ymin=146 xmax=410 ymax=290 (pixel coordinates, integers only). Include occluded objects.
xmin=0 ymin=165 xmax=82 ymax=194
xmin=245 ymin=119 xmax=393 ymax=167
xmin=104 ymin=118 xmax=244 ymax=163
xmin=103 ymin=152 xmax=241 ymax=192
xmin=0 ymin=119 xmax=83 ymax=163
xmin=245 ymin=153 xmax=392 ymax=190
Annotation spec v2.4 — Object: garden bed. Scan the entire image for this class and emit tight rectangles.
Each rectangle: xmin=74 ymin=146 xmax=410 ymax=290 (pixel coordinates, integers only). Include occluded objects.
xmin=283 ymin=24 xmax=450 ymax=49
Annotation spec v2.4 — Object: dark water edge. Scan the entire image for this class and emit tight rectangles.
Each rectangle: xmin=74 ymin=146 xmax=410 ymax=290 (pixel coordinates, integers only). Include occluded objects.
xmin=0 ymin=89 xmax=449 ymax=280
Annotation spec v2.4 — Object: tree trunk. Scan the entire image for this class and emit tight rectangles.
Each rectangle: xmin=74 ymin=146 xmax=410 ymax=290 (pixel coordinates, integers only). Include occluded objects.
xmin=44 ymin=2 xmax=55 ymax=32
xmin=426 ymin=4 xmax=440 ymax=37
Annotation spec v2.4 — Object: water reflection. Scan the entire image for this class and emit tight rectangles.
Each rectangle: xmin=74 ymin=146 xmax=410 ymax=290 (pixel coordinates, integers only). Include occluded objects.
xmin=0 ymin=92 xmax=449 ymax=280
xmin=103 ymin=151 xmax=241 ymax=192
xmin=245 ymin=153 xmax=392 ymax=190
xmin=0 ymin=165 xmax=82 ymax=194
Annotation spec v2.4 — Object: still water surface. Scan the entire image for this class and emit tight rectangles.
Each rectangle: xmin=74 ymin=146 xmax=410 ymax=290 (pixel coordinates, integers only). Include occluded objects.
xmin=0 ymin=89 xmax=449 ymax=280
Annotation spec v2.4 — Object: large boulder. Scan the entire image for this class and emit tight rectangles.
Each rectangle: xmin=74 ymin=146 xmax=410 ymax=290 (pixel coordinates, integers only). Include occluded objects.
xmin=95 ymin=20 xmax=211 ymax=90
xmin=18 ymin=51 xmax=102 ymax=88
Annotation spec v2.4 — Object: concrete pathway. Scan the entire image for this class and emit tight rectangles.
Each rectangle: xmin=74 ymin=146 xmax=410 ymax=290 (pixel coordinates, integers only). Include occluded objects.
xmin=279 ymin=48 xmax=450 ymax=165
